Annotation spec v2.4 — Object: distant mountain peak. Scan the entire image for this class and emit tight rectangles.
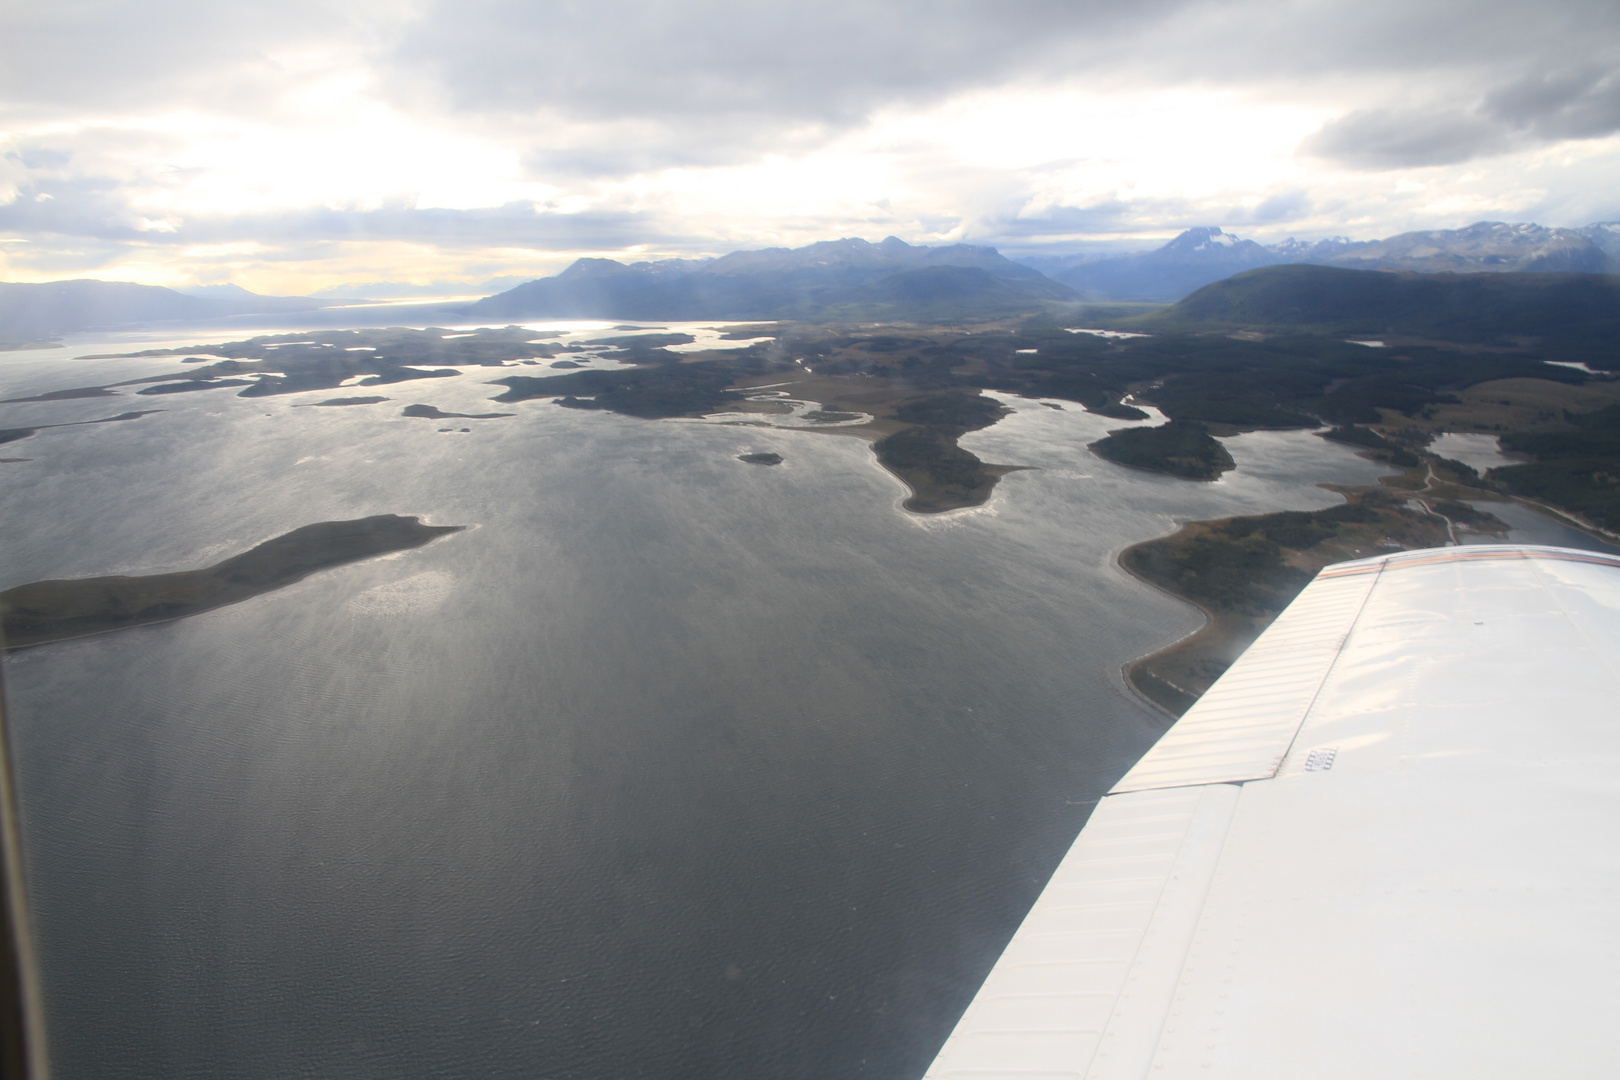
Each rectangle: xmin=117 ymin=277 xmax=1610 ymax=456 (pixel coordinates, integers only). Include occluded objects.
xmin=1164 ymin=227 xmax=1244 ymax=254
xmin=178 ymin=282 xmax=262 ymax=300
xmin=557 ymin=257 xmax=636 ymax=280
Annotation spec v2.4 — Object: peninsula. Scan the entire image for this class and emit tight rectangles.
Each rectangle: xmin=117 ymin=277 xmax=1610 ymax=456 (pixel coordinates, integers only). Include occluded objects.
xmin=0 ymin=515 xmax=463 ymax=649
xmin=1120 ymin=454 xmax=1513 ymax=716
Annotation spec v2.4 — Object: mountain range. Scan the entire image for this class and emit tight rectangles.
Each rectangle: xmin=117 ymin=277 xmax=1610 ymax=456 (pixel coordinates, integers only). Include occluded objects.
xmin=465 ymin=237 xmax=1071 ymax=322
xmin=4 ymin=222 xmax=1619 ymax=343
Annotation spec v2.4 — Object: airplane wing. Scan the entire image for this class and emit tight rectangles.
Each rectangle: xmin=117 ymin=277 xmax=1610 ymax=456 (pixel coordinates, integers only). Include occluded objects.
xmin=925 ymin=544 xmax=1620 ymax=1079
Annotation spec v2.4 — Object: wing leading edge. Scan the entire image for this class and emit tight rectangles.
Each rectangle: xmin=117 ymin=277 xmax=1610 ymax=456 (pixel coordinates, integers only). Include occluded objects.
xmin=925 ymin=545 xmax=1620 ymax=1079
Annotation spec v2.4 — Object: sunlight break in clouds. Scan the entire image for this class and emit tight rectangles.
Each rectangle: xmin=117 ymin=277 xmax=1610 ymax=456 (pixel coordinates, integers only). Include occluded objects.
xmin=2 ymin=0 xmax=1618 ymax=290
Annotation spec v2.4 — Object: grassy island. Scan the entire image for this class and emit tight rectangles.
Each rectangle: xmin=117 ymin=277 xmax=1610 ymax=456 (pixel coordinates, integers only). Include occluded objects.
xmin=1090 ymin=419 xmax=1235 ymax=480
xmin=0 ymin=515 xmax=463 ymax=649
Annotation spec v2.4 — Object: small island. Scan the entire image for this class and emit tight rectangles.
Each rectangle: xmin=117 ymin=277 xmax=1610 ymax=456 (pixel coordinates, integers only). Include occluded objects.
xmin=401 ymin=404 xmax=514 ymax=420
xmin=1089 ymin=419 xmax=1235 ymax=480
xmin=738 ymin=452 xmax=783 ymax=465
xmin=298 ymin=396 xmax=390 ymax=408
xmin=0 ymin=514 xmax=464 ymax=649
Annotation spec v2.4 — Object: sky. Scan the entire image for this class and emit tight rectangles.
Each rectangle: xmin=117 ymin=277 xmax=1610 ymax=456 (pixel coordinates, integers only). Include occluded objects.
xmin=2 ymin=0 xmax=1618 ymax=294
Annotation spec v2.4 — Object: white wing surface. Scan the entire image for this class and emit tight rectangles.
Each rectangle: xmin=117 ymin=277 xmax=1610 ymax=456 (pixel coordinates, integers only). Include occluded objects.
xmin=925 ymin=545 xmax=1620 ymax=1080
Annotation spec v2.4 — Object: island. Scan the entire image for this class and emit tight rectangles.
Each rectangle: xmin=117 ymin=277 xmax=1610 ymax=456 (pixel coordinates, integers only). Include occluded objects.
xmin=1089 ymin=419 xmax=1235 ymax=480
xmin=297 ymin=396 xmax=390 ymax=407
xmin=401 ymin=404 xmax=514 ymax=420
xmin=0 ymin=515 xmax=464 ymax=649
xmin=738 ymin=452 xmax=782 ymax=465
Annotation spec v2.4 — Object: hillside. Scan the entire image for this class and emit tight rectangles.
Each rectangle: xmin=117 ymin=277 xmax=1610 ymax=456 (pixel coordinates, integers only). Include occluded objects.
xmin=1133 ymin=264 xmax=1620 ymax=364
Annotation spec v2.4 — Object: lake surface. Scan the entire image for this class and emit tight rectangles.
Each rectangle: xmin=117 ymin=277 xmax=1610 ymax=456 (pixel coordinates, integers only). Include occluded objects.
xmin=0 ymin=329 xmax=1563 ymax=1079
xmin=1430 ymin=431 xmax=1520 ymax=475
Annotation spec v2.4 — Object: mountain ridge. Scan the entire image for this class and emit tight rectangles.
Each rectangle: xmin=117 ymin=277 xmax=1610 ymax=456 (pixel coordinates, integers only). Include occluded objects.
xmin=1031 ymin=220 xmax=1620 ymax=302
xmin=467 ymin=236 xmax=1072 ymax=322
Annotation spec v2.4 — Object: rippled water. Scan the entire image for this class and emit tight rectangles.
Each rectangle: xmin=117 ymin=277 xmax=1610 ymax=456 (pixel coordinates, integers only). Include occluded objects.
xmin=0 ymin=331 xmax=1552 ymax=1079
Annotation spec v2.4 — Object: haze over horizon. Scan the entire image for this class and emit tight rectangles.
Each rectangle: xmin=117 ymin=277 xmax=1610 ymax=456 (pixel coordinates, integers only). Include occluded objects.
xmin=3 ymin=0 xmax=1618 ymax=295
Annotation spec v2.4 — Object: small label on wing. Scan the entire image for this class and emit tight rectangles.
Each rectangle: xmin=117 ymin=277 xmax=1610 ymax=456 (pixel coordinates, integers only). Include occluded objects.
xmin=1305 ymin=747 xmax=1338 ymax=772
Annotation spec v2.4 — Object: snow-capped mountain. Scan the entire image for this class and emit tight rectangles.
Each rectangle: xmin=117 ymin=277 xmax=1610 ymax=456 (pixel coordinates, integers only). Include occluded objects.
xmin=1320 ymin=221 xmax=1608 ymax=274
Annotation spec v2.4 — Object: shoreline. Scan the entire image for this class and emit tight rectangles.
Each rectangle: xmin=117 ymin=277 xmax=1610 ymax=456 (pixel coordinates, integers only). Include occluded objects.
xmin=1112 ymin=546 xmax=1216 ymax=721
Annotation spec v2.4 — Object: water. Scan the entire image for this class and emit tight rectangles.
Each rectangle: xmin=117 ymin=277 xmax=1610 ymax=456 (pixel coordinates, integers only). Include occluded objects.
xmin=1429 ymin=431 xmax=1520 ymax=475
xmin=0 ymin=333 xmax=1461 ymax=1079
xmin=1457 ymin=499 xmax=1619 ymax=552
xmin=1423 ymin=433 xmax=1615 ymax=552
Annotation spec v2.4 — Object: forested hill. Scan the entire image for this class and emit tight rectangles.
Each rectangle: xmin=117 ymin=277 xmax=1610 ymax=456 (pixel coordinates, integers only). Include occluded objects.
xmin=1137 ymin=265 xmax=1620 ymax=363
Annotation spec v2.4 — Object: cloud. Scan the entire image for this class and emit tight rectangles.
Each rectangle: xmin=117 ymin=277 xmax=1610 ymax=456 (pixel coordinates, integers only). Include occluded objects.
xmin=384 ymin=0 xmax=1186 ymax=128
xmin=1248 ymin=190 xmax=1313 ymax=225
xmin=4 ymin=0 xmax=1620 ymax=286
xmin=0 ymin=0 xmax=400 ymax=123
xmin=1305 ymin=66 xmax=1620 ymax=172
xmin=0 ymin=188 xmax=672 ymax=253
xmin=1302 ymin=106 xmax=1514 ymax=170
xmin=13 ymin=1 xmax=1615 ymax=160
xmin=1485 ymin=68 xmax=1620 ymax=140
